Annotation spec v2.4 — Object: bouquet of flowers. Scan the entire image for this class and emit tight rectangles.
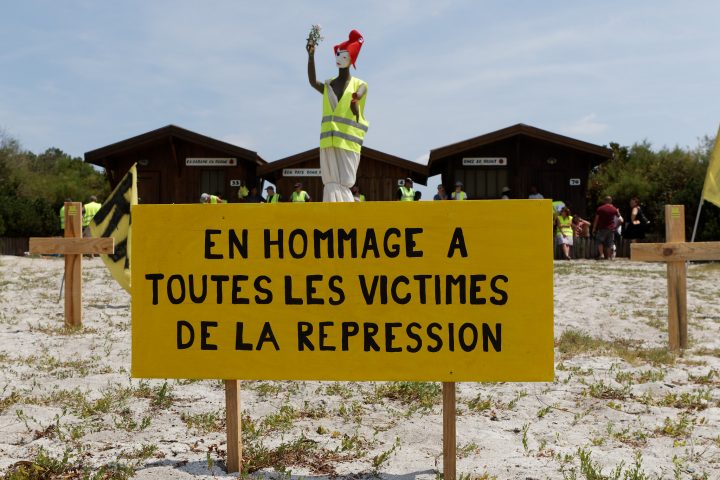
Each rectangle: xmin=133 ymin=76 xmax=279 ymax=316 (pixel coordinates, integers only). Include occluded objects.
xmin=306 ymin=24 xmax=323 ymax=48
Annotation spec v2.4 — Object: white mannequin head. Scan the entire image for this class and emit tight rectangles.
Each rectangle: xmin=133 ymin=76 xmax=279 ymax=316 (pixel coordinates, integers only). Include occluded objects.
xmin=335 ymin=50 xmax=351 ymax=68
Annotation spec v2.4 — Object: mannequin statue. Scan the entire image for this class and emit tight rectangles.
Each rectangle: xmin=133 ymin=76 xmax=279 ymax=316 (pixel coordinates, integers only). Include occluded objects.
xmin=307 ymin=29 xmax=368 ymax=202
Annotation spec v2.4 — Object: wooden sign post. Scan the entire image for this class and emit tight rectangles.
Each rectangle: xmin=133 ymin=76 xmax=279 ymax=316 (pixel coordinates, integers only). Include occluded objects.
xmin=224 ymin=380 xmax=242 ymax=473
xmin=631 ymin=205 xmax=720 ymax=350
xmin=443 ymin=382 xmax=456 ymax=480
xmin=29 ymin=202 xmax=114 ymax=327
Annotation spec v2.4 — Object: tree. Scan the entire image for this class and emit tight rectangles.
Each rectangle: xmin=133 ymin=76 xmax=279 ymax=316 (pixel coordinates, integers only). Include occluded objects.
xmin=0 ymin=132 xmax=110 ymax=237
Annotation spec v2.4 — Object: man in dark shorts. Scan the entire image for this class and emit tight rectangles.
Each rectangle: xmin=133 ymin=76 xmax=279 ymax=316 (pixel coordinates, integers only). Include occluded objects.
xmin=592 ymin=196 xmax=622 ymax=260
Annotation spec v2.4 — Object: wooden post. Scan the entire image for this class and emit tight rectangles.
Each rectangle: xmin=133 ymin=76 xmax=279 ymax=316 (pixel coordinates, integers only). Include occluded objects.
xmin=443 ymin=381 xmax=456 ymax=480
xmin=64 ymin=202 xmax=82 ymax=327
xmin=28 ymin=202 xmax=114 ymax=327
xmin=225 ymin=380 xmax=242 ymax=473
xmin=665 ymin=205 xmax=686 ymax=349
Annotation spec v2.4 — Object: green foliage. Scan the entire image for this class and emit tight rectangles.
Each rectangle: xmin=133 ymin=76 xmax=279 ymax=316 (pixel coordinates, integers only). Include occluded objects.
xmin=588 ymin=136 xmax=720 ymax=240
xmin=0 ymin=132 xmax=109 ymax=237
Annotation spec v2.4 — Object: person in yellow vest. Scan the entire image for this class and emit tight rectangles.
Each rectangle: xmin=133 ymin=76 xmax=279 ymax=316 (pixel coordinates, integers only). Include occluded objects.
xmin=555 ymin=206 xmax=574 ymax=260
xmin=200 ymin=193 xmax=227 ymax=204
xmin=59 ymin=197 xmax=72 ymax=231
xmin=290 ymin=183 xmax=311 ymax=202
xmin=265 ymin=186 xmax=281 ymax=203
xmin=351 ymin=184 xmax=365 ymax=202
xmin=397 ymin=178 xmax=416 ymax=201
xmin=82 ymin=195 xmax=102 ymax=237
xmin=451 ymin=181 xmax=468 ymax=200
xmin=307 ymin=29 xmax=368 ymax=202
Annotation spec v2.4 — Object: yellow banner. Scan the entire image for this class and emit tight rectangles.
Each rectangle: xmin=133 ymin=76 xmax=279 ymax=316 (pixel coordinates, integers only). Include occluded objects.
xmin=131 ymin=201 xmax=554 ymax=382
xmin=89 ymin=164 xmax=137 ymax=292
xmin=701 ymin=125 xmax=720 ymax=208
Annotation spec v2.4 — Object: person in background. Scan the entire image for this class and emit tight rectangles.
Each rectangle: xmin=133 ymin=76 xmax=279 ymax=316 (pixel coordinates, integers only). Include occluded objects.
xmin=572 ymin=214 xmax=591 ymax=238
xmin=290 ymin=182 xmax=311 ymax=202
xmin=501 ymin=186 xmax=511 ymax=199
xmin=397 ymin=178 xmax=416 ymax=201
xmin=265 ymin=186 xmax=281 ymax=203
xmin=351 ymin=184 xmax=365 ymax=202
xmin=592 ymin=196 xmax=622 ymax=260
xmin=451 ymin=181 xmax=467 ymax=200
xmin=200 ymin=193 xmax=227 ymax=204
xmin=433 ymin=184 xmax=447 ymax=200
xmin=528 ymin=186 xmax=544 ymax=199
xmin=59 ymin=198 xmax=72 ymax=231
xmin=555 ymin=206 xmax=574 ymax=260
xmin=82 ymin=195 xmax=102 ymax=237
xmin=622 ymin=197 xmax=647 ymax=243
xmin=245 ymin=186 xmax=265 ymax=203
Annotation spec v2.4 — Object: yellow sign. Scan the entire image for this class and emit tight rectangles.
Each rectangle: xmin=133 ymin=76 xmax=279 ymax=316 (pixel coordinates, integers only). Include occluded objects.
xmin=131 ymin=201 xmax=554 ymax=382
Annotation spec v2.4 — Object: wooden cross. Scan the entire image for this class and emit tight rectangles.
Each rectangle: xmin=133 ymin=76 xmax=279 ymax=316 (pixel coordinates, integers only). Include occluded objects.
xmin=28 ymin=202 xmax=114 ymax=327
xmin=630 ymin=204 xmax=720 ymax=350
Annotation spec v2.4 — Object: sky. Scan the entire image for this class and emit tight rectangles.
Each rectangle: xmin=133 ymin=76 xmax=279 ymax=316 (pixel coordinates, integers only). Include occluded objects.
xmin=1 ymin=1 xmax=719 ymax=187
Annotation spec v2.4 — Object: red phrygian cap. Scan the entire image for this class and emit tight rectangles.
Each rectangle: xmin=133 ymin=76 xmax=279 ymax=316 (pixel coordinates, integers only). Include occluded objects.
xmin=334 ymin=29 xmax=364 ymax=68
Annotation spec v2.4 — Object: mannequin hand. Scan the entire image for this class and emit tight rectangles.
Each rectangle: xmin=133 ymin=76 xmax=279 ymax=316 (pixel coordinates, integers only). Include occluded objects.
xmin=350 ymin=102 xmax=359 ymax=119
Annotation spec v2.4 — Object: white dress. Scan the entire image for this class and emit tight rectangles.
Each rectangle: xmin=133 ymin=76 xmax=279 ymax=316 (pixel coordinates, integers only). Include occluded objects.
xmin=320 ymin=79 xmax=364 ymax=203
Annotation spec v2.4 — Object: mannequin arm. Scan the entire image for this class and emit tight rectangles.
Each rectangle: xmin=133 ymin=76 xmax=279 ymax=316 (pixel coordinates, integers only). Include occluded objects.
xmin=306 ymin=44 xmax=324 ymax=94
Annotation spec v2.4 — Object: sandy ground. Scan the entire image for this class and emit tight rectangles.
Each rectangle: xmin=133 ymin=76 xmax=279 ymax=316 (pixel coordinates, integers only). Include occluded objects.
xmin=0 ymin=255 xmax=719 ymax=479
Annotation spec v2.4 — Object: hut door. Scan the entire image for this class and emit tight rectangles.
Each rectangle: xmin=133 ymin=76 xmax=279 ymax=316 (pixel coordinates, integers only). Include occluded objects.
xmin=137 ymin=170 xmax=161 ymax=204
xmin=540 ymin=171 xmax=567 ymax=203
xmin=455 ymin=167 xmax=508 ymax=199
xmin=200 ymin=170 xmax=227 ymax=199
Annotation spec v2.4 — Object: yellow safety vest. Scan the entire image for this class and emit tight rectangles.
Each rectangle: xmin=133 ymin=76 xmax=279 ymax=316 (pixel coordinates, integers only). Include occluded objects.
xmin=83 ymin=201 xmax=101 ymax=227
xmin=451 ymin=191 xmax=467 ymax=200
xmin=59 ymin=206 xmax=65 ymax=230
xmin=291 ymin=191 xmax=309 ymax=202
xmin=267 ymin=194 xmax=280 ymax=203
xmin=320 ymin=77 xmax=369 ymax=153
xmin=399 ymin=186 xmax=414 ymax=201
xmin=556 ymin=215 xmax=573 ymax=237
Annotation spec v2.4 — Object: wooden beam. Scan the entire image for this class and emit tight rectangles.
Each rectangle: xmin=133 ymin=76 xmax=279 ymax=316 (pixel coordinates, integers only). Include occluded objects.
xmin=225 ymin=380 xmax=242 ymax=473
xmin=631 ymin=242 xmax=720 ymax=262
xmin=30 ymin=237 xmax=115 ymax=255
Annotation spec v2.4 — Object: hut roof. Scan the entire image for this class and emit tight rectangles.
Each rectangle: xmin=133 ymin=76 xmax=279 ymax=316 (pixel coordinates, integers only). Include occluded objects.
xmin=84 ymin=124 xmax=265 ymax=168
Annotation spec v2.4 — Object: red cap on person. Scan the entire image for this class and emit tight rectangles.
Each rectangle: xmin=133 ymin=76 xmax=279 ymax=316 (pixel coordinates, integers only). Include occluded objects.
xmin=334 ymin=29 xmax=364 ymax=68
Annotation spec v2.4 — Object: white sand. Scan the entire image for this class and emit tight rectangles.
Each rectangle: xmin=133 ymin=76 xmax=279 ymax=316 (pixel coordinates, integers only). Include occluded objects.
xmin=0 ymin=255 xmax=718 ymax=479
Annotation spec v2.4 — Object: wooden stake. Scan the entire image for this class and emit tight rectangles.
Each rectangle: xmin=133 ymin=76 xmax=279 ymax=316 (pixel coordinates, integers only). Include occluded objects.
xmin=665 ymin=205 xmax=687 ymax=349
xmin=443 ymin=381 xmax=456 ymax=480
xmin=225 ymin=380 xmax=242 ymax=473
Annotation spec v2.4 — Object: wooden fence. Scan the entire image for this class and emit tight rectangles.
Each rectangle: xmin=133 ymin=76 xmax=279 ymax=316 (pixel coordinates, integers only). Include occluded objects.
xmin=554 ymin=236 xmax=650 ymax=260
xmin=0 ymin=237 xmax=29 ymax=256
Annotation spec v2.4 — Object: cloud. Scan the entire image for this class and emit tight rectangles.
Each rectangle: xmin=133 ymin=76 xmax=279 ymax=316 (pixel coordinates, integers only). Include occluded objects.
xmin=562 ymin=114 xmax=608 ymax=137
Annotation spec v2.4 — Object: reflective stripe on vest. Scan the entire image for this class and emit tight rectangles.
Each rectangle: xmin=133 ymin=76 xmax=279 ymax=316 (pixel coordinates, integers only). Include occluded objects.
xmin=320 ymin=77 xmax=369 ymax=153
xmin=399 ymin=187 xmax=414 ymax=201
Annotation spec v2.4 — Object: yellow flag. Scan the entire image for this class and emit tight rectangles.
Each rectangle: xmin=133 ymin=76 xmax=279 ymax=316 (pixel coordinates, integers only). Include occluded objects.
xmin=701 ymin=125 xmax=720 ymax=208
xmin=89 ymin=164 xmax=138 ymax=292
